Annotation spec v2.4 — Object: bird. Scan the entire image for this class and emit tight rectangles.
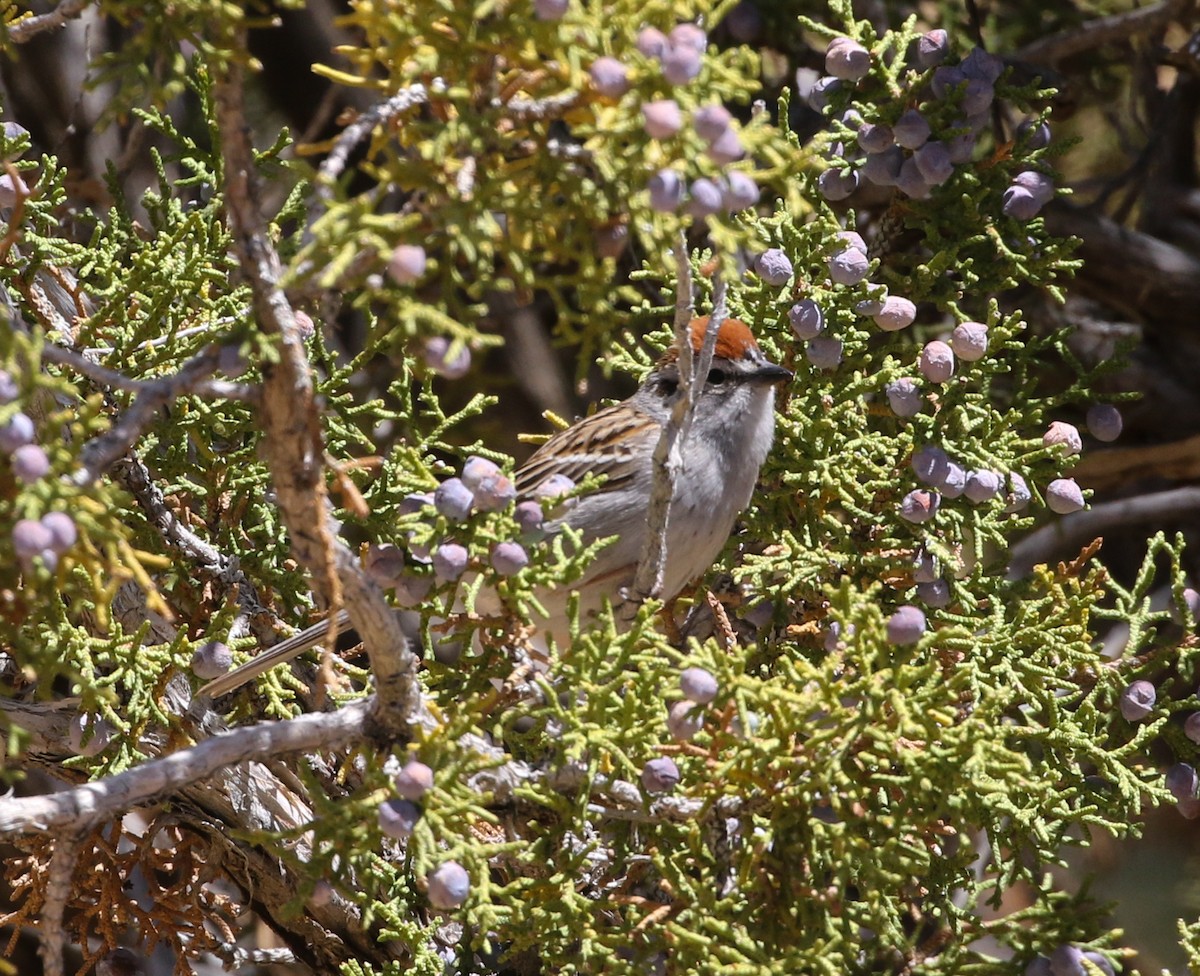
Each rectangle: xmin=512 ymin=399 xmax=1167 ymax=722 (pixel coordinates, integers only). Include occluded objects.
xmin=200 ymin=315 xmax=789 ymax=698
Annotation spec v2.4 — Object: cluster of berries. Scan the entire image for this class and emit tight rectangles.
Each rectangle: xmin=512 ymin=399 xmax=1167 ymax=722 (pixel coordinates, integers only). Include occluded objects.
xmin=3 ymin=371 xmax=79 ymax=573
xmin=810 ymin=31 xmax=1054 ymax=212
xmin=377 ymin=757 xmax=470 ymax=908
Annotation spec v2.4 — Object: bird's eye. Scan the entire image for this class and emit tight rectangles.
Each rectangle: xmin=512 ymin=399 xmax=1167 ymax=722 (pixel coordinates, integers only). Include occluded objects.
xmin=706 ymin=368 xmax=728 ymax=385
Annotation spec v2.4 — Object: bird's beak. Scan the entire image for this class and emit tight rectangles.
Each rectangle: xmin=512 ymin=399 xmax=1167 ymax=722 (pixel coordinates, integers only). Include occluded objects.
xmin=750 ymin=362 xmax=793 ymax=386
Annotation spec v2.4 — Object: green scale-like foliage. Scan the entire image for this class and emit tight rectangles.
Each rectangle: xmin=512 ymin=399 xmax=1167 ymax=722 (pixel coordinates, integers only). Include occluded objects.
xmin=0 ymin=1 xmax=1198 ymax=974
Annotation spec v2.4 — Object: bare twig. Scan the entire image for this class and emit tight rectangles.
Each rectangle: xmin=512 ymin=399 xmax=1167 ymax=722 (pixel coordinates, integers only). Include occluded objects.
xmin=1016 ymin=0 xmax=1192 ymax=66
xmin=0 ymin=700 xmax=372 ymax=835
xmin=6 ymin=0 xmax=89 ymax=43
xmin=500 ymin=90 xmax=582 ymax=122
xmin=46 ymin=343 xmax=257 ymax=485
xmin=1008 ymin=486 xmax=1200 ymax=578
xmin=213 ymin=53 xmax=419 ymax=737
xmin=314 ymin=85 xmax=430 ymax=204
xmin=37 ymin=832 xmax=78 ymax=976
xmin=630 ymin=240 xmax=726 ymax=606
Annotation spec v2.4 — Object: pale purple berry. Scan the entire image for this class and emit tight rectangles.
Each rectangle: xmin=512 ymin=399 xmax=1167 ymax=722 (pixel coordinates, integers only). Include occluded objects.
xmin=899 ymin=489 xmax=940 ymax=524
xmin=824 ymin=620 xmax=853 ymax=652
xmin=641 ymin=757 xmax=681 ymax=794
xmin=837 ymin=230 xmax=867 ymax=253
xmin=68 ymin=713 xmax=111 ymax=756
xmin=680 ymin=666 xmax=718 ymax=703
xmin=946 ymin=128 xmax=977 ymax=164
xmin=1044 ymin=421 xmax=1082 ymax=456
xmin=0 ymin=370 xmax=16 ymax=404
xmin=473 ymin=471 xmax=516 ymax=511
xmin=423 ymin=337 xmax=471 ymax=379
xmin=965 ymin=470 xmax=1002 ymax=503
xmin=693 ymin=104 xmax=732 ymax=142
xmin=11 ymin=443 xmax=48 ymax=482
xmin=805 ymin=337 xmax=842 ymax=370
xmin=533 ymin=473 xmax=577 ymax=511
xmin=514 ymin=500 xmax=545 ymax=536
xmin=364 ymin=543 xmax=405 ymax=589
xmin=1082 ymin=952 xmax=1115 ymax=976
xmin=427 ymin=861 xmax=470 ymax=909
xmin=589 ymin=56 xmax=630 ymax=98
xmin=1046 ymin=478 xmax=1085 ymax=514
xmin=939 ymin=462 xmax=967 ymax=499
xmin=395 ymin=759 xmax=435 ymax=800
xmin=40 ymin=511 xmax=77 ymax=553
xmin=1049 ymin=946 xmax=1086 ymax=976
xmin=393 ymin=573 xmax=434 ymax=608
xmin=825 ymin=37 xmax=871 ymax=81
xmin=0 ymin=171 xmax=28 ymax=208
xmin=1086 ymin=404 xmax=1122 ymax=442
xmin=433 ymin=543 xmax=469 ymax=581
xmin=434 ymin=478 xmax=474 ymax=521
xmin=1005 ymin=472 xmax=1032 ymax=513
xmin=461 ymin=456 xmax=500 ymax=492
xmin=636 ymin=26 xmax=667 ymax=59
xmin=388 ymin=244 xmax=427 ymax=285
xmin=686 ymin=177 xmax=724 ymax=219
xmin=855 ymin=294 xmax=885 ymax=316
xmin=962 ymin=47 xmax=1004 ymax=84
xmin=1119 ymin=680 xmax=1155 ymax=721
xmin=533 ymin=0 xmax=568 ymax=20
xmin=12 ymin=517 xmax=52 ymax=566
xmin=755 ymin=248 xmax=793 ymax=286
xmin=873 ymin=296 xmax=916 ymax=331
xmin=893 ymin=109 xmax=930 ymax=149
xmin=0 ymin=411 xmax=34 ymax=452
xmin=1018 ymin=118 xmax=1051 ymax=149
xmin=914 ymin=141 xmax=954 ymax=185
xmin=379 ymin=798 xmax=421 ymax=839
xmin=887 ymin=605 xmax=926 ymax=645
xmin=819 ymin=167 xmax=858 ymax=201
xmin=648 ymin=169 xmax=684 ymax=212
xmin=917 ymin=579 xmax=950 ymax=609
xmin=642 ymin=99 xmax=682 ymax=139
xmin=860 ymin=146 xmax=903 ymax=186
xmin=827 ymin=247 xmax=870 ymax=285
xmin=667 ymin=700 xmax=704 ymax=741
xmin=1172 ymin=586 xmax=1200 ymax=625
xmin=1026 ymin=957 xmax=1053 ymax=976
xmin=1167 ymin=763 xmax=1198 ymax=801
xmin=491 ymin=540 xmax=529 ymax=576
xmin=669 ymin=23 xmax=706 ymax=52
xmin=808 ymin=75 xmax=842 ymax=112
xmin=399 ymin=492 xmax=434 ymax=515
xmin=856 ymin=122 xmax=894 ymax=153
xmin=1185 ymin=712 xmax=1200 ymax=744
xmin=913 ymin=549 xmax=939 ymax=583
xmin=1002 ymin=186 xmax=1041 ymax=221
xmin=919 ymin=341 xmax=955 ymax=383
xmin=705 ymin=127 xmax=744 ymax=164
xmin=961 ymin=78 xmax=994 ymax=115
xmin=788 ymin=300 xmax=824 ymax=340
xmin=912 ymin=445 xmax=951 ymax=485
xmin=931 ymin=65 xmax=967 ymax=99
xmin=950 ymin=321 xmax=989 ymax=361
xmin=662 ymin=44 xmax=703 ymax=85
xmin=885 ymin=378 xmax=922 ymax=417
xmin=916 ymin=29 xmax=949 ymax=69
xmin=895 ymin=159 xmax=931 ymax=200
xmin=191 ymin=641 xmax=233 ymax=679
xmin=722 ymin=171 xmax=759 ymax=211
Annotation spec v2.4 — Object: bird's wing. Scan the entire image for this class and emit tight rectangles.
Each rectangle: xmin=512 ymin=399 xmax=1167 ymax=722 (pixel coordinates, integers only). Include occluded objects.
xmin=515 ymin=402 xmax=658 ymax=495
